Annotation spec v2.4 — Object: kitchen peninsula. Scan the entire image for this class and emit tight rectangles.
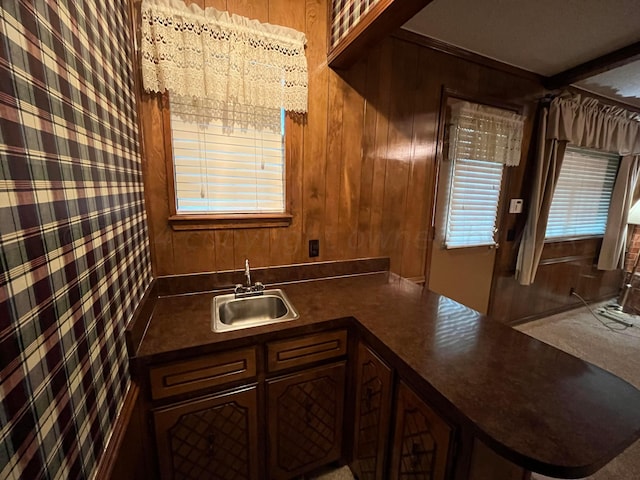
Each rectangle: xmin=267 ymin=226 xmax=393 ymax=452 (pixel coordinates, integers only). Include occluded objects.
xmin=128 ymin=260 xmax=640 ymax=480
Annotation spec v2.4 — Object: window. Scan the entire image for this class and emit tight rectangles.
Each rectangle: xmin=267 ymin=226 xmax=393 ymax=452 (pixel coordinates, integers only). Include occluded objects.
xmin=545 ymin=146 xmax=619 ymax=239
xmin=170 ymin=97 xmax=286 ymax=216
xmin=140 ymin=1 xmax=307 ymax=229
xmin=441 ymin=101 xmax=523 ymax=249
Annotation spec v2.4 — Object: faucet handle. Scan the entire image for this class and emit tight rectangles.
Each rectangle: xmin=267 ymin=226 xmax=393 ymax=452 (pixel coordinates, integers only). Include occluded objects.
xmin=254 ymin=282 xmax=264 ymax=291
xmin=234 ymin=284 xmax=245 ymax=294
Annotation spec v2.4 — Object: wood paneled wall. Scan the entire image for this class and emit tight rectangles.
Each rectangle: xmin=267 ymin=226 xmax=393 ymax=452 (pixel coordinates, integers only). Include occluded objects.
xmin=139 ymin=0 xmax=537 ymax=278
xmin=490 ymin=238 xmax=623 ymax=324
xmin=137 ymin=0 xmax=622 ymax=322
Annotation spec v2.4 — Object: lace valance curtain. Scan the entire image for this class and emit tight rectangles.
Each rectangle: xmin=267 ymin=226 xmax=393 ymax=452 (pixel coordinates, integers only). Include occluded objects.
xmin=449 ymin=102 xmax=525 ymax=167
xmin=140 ymin=0 xmax=308 ymax=115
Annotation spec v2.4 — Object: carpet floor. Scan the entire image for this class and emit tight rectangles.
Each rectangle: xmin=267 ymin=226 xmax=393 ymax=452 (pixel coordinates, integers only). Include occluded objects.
xmin=516 ymin=301 xmax=640 ymax=480
xmin=309 ymin=465 xmax=355 ymax=479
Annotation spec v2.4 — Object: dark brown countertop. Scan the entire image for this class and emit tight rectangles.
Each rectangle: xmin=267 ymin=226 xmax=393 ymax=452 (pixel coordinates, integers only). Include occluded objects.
xmin=135 ymin=272 xmax=640 ymax=478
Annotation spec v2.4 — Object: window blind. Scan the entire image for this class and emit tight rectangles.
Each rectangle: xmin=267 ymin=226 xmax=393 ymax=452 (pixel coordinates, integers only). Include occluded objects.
xmin=444 ymin=158 xmax=504 ymax=248
xmin=170 ymin=101 xmax=285 ymax=214
xmin=546 ymin=146 xmax=619 ymax=239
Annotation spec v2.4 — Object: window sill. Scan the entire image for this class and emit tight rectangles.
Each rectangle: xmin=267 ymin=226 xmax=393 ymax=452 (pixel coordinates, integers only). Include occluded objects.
xmin=169 ymin=213 xmax=293 ymax=231
xmin=544 ymin=234 xmax=604 ymax=244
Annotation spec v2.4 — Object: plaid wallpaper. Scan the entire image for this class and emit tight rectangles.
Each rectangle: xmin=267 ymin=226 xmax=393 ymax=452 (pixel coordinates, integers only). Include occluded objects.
xmin=0 ymin=1 xmax=152 ymax=479
xmin=330 ymin=0 xmax=381 ymax=48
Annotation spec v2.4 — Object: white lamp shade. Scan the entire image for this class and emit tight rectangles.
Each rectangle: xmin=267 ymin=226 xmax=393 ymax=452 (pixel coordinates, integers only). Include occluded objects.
xmin=628 ymin=201 xmax=640 ymax=225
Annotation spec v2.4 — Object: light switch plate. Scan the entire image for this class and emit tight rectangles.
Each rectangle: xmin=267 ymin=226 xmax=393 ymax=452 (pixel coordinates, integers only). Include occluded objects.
xmin=509 ymin=198 xmax=523 ymax=214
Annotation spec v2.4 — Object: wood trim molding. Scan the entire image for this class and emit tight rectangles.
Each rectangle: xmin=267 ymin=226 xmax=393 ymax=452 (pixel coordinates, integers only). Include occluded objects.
xmin=538 ymin=254 xmax=595 ymax=266
xmin=168 ymin=213 xmax=293 ymax=231
xmin=127 ymin=0 xmax=159 ymax=273
xmin=442 ymin=87 xmax=526 ymax=115
xmin=328 ymin=0 xmax=393 ymax=67
xmin=545 ymin=41 xmax=640 ymax=90
xmin=94 ymin=382 xmax=141 ymax=480
xmin=125 ymin=279 xmax=158 ymax=357
xmin=393 ymin=29 xmax=544 ymax=83
xmin=328 ymin=0 xmax=434 ymax=69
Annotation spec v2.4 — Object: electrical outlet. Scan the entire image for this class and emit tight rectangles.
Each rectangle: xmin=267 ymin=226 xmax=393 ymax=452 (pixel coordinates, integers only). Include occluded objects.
xmin=309 ymin=239 xmax=319 ymax=257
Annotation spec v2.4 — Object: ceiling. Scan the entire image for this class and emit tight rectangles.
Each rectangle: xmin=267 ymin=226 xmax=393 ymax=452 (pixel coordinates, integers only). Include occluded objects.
xmin=402 ymin=0 xmax=640 ymax=107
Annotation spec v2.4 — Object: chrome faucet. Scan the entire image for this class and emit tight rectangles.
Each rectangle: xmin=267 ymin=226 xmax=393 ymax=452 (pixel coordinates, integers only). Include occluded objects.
xmin=234 ymin=259 xmax=264 ymax=298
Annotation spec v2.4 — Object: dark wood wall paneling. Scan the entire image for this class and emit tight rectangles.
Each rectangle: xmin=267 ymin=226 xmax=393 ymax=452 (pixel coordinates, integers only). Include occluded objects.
xmin=137 ymin=0 xmax=621 ymax=323
xmin=490 ymin=238 xmax=623 ymax=324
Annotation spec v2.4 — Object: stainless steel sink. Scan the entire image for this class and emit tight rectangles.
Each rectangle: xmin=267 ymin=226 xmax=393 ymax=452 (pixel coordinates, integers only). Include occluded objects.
xmin=212 ymin=289 xmax=299 ymax=332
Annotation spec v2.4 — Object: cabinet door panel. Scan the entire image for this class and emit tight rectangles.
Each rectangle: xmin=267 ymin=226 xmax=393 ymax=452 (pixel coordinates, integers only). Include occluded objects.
xmin=154 ymin=386 xmax=259 ymax=480
xmin=390 ymin=382 xmax=453 ymax=480
xmin=350 ymin=342 xmax=393 ymax=480
xmin=267 ymin=362 xmax=346 ymax=479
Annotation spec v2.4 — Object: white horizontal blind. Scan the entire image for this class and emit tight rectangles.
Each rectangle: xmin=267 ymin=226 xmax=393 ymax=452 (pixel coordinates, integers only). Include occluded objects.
xmin=546 ymin=146 xmax=619 ymax=239
xmin=445 ymin=158 xmax=504 ymax=248
xmin=170 ymin=100 xmax=285 ymax=214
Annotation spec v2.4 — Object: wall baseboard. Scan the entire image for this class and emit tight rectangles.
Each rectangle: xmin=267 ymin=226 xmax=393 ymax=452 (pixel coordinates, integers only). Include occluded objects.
xmin=94 ymin=382 xmax=150 ymax=480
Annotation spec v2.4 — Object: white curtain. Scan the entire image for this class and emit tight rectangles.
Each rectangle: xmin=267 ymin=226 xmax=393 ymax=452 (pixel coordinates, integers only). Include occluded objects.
xmin=449 ymin=102 xmax=525 ymax=166
xmin=140 ymin=0 xmax=308 ymax=123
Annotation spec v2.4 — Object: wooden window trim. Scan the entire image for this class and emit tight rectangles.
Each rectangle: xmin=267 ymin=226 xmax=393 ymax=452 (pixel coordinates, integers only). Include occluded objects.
xmin=161 ymin=95 xmax=295 ymax=231
xmin=168 ymin=213 xmax=293 ymax=231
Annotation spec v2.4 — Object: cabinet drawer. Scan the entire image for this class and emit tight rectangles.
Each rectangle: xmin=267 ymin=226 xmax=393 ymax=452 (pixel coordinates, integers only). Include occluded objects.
xmin=150 ymin=347 xmax=257 ymax=400
xmin=267 ymin=329 xmax=347 ymax=372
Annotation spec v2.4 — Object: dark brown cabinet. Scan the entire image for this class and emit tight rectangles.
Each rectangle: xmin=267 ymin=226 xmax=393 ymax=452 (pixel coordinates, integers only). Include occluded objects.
xmin=350 ymin=342 xmax=393 ymax=480
xmin=390 ymin=381 xmax=453 ymax=480
xmin=147 ymin=330 xmax=348 ymax=480
xmin=267 ymin=362 xmax=346 ymax=480
xmin=153 ymin=386 xmax=259 ymax=480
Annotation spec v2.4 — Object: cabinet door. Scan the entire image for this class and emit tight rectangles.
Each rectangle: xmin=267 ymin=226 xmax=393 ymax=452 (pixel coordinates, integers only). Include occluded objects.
xmin=350 ymin=342 xmax=393 ymax=480
xmin=154 ymin=386 xmax=259 ymax=480
xmin=267 ymin=362 xmax=346 ymax=480
xmin=390 ymin=382 xmax=453 ymax=480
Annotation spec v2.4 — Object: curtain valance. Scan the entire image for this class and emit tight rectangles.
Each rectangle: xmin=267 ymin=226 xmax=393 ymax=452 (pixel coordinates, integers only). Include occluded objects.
xmin=449 ymin=102 xmax=524 ymax=166
xmin=140 ymin=0 xmax=308 ymax=113
xmin=547 ymin=95 xmax=640 ymax=154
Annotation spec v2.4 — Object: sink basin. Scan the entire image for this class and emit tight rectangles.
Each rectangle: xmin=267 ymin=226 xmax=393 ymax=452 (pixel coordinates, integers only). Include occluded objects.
xmin=212 ymin=289 xmax=299 ymax=332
